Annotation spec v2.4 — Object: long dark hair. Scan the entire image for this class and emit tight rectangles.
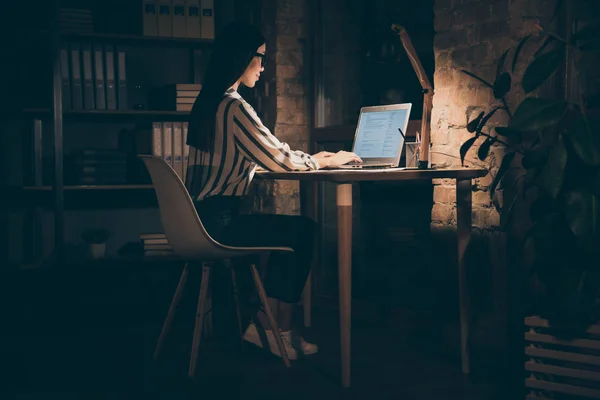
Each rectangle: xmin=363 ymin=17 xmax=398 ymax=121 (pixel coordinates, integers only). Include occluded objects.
xmin=186 ymin=22 xmax=265 ymax=152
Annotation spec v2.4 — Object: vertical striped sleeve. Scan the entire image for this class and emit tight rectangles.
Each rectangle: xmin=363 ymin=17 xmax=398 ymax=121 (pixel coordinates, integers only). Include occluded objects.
xmin=232 ymin=101 xmax=320 ymax=172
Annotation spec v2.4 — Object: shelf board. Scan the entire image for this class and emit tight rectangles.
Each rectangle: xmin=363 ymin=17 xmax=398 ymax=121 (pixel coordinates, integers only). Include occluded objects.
xmin=20 ymin=184 xmax=154 ymax=191
xmin=6 ymin=184 xmax=158 ymax=210
xmin=6 ymin=109 xmax=191 ymax=121
xmin=61 ymin=32 xmax=213 ymax=47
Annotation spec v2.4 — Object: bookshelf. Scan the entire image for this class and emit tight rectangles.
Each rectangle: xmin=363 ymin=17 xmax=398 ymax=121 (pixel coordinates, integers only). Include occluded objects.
xmin=3 ymin=109 xmax=193 ymax=122
xmin=4 ymin=0 xmax=225 ymax=268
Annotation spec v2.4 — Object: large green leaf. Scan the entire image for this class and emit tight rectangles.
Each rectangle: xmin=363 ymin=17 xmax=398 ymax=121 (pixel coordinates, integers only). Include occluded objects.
xmin=495 ymin=127 xmax=520 ymax=137
xmin=491 ymin=151 xmax=516 ymax=197
xmin=510 ymin=98 xmax=568 ymax=131
xmin=477 ymin=107 xmax=502 ymax=134
xmin=460 ymin=136 xmax=478 ymax=166
xmin=573 ymin=23 xmax=600 ymax=48
xmin=494 ymin=72 xmax=512 ymax=99
xmin=537 ymin=136 xmax=568 ymax=198
xmin=496 ymin=49 xmax=510 ymax=80
xmin=467 ymin=111 xmax=484 ymax=133
xmin=512 ymin=35 xmax=532 ymax=73
xmin=478 ymin=137 xmax=496 ymax=161
xmin=522 ymin=147 xmax=548 ymax=169
xmin=522 ymin=49 xmax=564 ymax=93
xmin=565 ymin=111 xmax=600 ymax=166
xmin=534 ymin=36 xmax=555 ymax=58
xmin=564 ymin=191 xmax=599 ymax=250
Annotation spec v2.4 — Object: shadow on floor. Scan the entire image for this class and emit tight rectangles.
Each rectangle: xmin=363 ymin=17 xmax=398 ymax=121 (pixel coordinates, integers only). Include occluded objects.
xmin=0 ymin=264 xmax=507 ymax=399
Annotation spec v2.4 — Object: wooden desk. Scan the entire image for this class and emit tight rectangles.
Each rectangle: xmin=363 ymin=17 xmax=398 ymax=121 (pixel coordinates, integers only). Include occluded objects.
xmin=257 ymin=167 xmax=488 ymax=387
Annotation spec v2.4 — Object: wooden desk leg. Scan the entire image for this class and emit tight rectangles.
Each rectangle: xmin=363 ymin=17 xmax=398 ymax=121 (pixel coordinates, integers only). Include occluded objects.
xmin=303 ymin=271 xmax=312 ymax=327
xmin=456 ymin=178 xmax=472 ymax=374
xmin=337 ymin=183 xmax=353 ymax=388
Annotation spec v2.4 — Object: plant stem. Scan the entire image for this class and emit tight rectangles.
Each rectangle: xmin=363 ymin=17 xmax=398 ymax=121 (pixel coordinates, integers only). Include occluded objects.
xmin=480 ymin=132 xmax=510 ymax=147
xmin=501 ymin=98 xmax=513 ymax=119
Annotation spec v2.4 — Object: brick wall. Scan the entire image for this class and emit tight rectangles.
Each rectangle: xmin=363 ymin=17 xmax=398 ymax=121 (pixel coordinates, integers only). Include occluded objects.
xmin=248 ymin=0 xmax=309 ymax=215
xmin=431 ymin=0 xmax=557 ymax=356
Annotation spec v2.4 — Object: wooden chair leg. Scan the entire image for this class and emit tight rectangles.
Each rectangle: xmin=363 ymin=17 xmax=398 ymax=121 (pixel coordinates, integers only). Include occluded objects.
xmin=189 ymin=262 xmax=211 ymax=378
xmin=203 ymin=282 xmax=213 ymax=337
xmin=154 ymin=262 xmax=190 ymax=361
xmin=250 ymin=264 xmax=291 ymax=368
xmin=230 ymin=267 xmax=244 ymax=342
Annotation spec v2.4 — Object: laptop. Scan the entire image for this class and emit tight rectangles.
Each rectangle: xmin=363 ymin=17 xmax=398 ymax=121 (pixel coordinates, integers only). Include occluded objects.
xmin=338 ymin=103 xmax=412 ymax=169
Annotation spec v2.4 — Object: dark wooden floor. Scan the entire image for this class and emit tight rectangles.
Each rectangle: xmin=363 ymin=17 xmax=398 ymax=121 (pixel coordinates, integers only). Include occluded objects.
xmin=1 ymin=263 xmax=508 ymax=399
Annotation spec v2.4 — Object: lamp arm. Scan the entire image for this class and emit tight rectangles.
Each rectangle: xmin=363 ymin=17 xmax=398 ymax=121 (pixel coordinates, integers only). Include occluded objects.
xmin=391 ymin=24 xmax=434 ymax=169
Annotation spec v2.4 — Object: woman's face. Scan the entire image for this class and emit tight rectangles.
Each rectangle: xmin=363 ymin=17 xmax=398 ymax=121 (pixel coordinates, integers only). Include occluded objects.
xmin=240 ymin=44 xmax=266 ymax=88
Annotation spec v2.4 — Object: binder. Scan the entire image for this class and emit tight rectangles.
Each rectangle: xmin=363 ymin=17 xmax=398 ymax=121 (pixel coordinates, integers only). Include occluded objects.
xmin=152 ymin=122 xmax=163 ymax=157
xmin=116 ymin=46 xmax=127 ymax=110
xmin=173 ymin=122 xmax=183 ymax=179
xmin=185 ymin=0 xmax=201 ymax=38
xmin=183 ymin=121 xmax=189 ymax=183
xmin=81 ymin=43 xmax=95 ymax=109
xmin=60 ymin=44 xmax=71 ymax=109
xmin=142 ymin=0 xmax=159 ymax=36
xmin=104 ymin=45 xmax=117 ymax=110
xmin=157 ymin=0 xmax=173 ymax=37
xmin=93 ymin=44 xmax=106 ymax=110
xmin=172 ymin=0 xmax=186 ymax=38
xmin=200 ymin=0 xmax=214 ymax=39
xmin=69 ymin=43 xmax=83 ymax=109
xmin=162 ymin=122 xmax=173 ymax=167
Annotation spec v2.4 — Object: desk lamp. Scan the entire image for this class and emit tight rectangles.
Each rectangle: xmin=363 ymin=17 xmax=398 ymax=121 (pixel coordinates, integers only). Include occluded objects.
xmin=391 ymin=24 xmax=433 ymax=169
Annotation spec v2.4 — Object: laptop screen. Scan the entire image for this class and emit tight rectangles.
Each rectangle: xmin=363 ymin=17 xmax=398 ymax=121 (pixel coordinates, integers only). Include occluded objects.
xmin=353 ymin=108 xmax=410 ymax=159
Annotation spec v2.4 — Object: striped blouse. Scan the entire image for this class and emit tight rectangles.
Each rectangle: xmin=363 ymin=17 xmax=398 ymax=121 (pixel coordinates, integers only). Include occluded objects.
xmin=185 ymin=88 xmax=320 ymax=201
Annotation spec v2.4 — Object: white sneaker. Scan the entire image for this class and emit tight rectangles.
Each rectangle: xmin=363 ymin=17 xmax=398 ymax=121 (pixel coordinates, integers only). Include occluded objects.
xmin=243 ymin=322 xmax=298 ymax=360
xmin=281 ymin=330 xmax=319 ymax=356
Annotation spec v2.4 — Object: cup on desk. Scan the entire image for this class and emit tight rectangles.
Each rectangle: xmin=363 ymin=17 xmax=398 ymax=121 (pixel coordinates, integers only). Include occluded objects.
xmin=405 ymin=142 xmax=432 ymax=168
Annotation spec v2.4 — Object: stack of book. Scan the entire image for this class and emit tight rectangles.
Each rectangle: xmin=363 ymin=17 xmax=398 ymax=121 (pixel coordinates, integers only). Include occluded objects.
xmin=59 ymin=8 xmax=94 ymax=34
xmin=67 ymin=149 xmax=127 ymax=185
xmin=140 ymin=233 xmax=173 ymax=256
xmin=149 ymin=83 xmax=201 ymax=112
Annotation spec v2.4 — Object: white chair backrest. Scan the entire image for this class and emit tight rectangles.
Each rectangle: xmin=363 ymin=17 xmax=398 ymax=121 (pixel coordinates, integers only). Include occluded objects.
xmin=140 ymin=155 xmax=243 ymax=260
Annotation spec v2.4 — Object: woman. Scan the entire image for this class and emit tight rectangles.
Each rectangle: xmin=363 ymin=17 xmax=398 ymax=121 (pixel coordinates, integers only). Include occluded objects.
xmin=185 ymin=22 xmax=361 ymax=360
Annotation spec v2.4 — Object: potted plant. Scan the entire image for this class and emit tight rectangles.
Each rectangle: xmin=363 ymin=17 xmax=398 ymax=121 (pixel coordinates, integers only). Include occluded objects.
xmin=82 ymin=228 xmax=111 ymax=259
xmin=457 ymin=3 xmax=600 ymax=396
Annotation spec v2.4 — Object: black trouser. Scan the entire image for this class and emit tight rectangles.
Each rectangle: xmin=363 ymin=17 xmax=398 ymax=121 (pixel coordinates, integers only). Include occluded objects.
xmin=195 ymin=195 xmax=315 ymax=304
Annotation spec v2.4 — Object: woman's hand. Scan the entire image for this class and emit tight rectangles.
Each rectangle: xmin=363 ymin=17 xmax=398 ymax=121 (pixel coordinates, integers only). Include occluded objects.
xmin=312 ymin=151 xmax=335 ymax=159
xmin=315 ymin=150 xmax=362 ymax=169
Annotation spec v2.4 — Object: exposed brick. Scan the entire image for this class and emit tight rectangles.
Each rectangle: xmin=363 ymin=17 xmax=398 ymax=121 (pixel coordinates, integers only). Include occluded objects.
xmin=436 ymin=51 xmax=453 ymax=68
xmin=452 ymin=3 xmax=492 ymax=26
xmin=434 ymin=185 xmax=457 ymax=203
xmin=434 ymin=29 xmax=469 ymax=50
xmin=276 ymin=22 xmax=306 ymax=37
xmin=434 ymin=9 xmax=453 ymax=32
xmin=273 ymin=180 xmax=299 ymax=196
xmin=451 ymin=44 xmax=489 ymax=67
xmin=473 ymin=189 xmax=493 ymax=206
xmin=473 ymin=207 xmax=500 ymax=228
xmin=277 ymin=65 xmax=300 ymax=79
xmin=475 ymin=20 xmax=510 ymax=40
xmin=491 ymin=1 xmax=510 ymax=21
xmin=432 ymin=203 xmax=456 ymax=223
xmin=433 ymin=68 xmax=455 ymax=89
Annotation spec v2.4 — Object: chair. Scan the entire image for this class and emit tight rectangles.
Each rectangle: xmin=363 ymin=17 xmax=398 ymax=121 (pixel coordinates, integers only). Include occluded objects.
xmin=139 ymin=155 xmax=293 ymax=377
